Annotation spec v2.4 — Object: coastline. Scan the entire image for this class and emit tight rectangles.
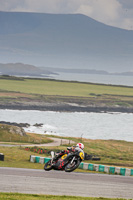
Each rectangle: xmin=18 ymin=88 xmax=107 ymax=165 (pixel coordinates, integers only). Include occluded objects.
xmin=0 ymin=103 xmax=133 ymax=113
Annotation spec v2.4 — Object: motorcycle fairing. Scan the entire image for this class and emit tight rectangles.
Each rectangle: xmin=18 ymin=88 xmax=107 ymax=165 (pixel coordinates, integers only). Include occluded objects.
xmin=53 ymin=154 xmax=69 ymax=170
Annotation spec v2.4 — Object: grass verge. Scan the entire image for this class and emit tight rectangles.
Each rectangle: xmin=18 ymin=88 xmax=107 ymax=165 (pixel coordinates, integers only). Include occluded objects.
xmin=0 ymin=192 xmax=128 ymax=200
xmin=0 ymin=146 xmax=44 ymax=169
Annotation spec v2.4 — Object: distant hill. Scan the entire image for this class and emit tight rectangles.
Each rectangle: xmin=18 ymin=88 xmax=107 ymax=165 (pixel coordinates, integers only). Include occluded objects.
xmin=0 ymin=63 xmax=55 ymax=76
xmin=41 ymin=67 xmax=133 ymax=76
xmin=41 ymin=67 xmax=109 ymax=74
xmin=0 ymin=62 xmax=133 ymax=78
xmin=0 ymin=11 xmax=133 ymax=72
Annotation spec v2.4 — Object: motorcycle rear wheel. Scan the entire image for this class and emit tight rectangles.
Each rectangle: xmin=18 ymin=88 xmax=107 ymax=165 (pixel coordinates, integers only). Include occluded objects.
xmin=65 ymin=158 xmax=81 ymax=172
xmin=44 ymin=159 xmax=53 ymax=171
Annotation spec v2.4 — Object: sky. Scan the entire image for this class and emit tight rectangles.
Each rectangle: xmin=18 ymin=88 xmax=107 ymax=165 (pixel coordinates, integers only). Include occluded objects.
xmin=0 ymin=0 xmax=133 ymax=30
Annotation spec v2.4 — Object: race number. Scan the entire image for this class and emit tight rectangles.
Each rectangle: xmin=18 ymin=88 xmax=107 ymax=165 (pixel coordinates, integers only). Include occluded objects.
xmin=79 ymin=152 xmax=84 ymax=160
xmin=61 ymin=154 xmax=67 ymax=159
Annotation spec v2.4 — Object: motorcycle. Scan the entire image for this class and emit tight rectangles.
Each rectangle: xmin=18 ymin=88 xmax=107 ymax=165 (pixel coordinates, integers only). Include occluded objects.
xmin=44 ymin=148 xmax=84 ymax=172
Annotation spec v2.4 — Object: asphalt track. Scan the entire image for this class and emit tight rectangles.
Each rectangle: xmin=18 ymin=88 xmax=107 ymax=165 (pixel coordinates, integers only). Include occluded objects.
xmin=0 ymin=167 xmax=133 ymax=198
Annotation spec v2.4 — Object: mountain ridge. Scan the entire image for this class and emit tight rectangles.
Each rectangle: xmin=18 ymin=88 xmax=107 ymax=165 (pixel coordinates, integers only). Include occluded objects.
xmin=0 ymin=11 xmax=133 ymax=72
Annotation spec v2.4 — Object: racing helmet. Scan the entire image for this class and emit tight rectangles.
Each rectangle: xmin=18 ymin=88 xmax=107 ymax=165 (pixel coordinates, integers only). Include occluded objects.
xmin=76 ymin=143 xmax=84 ymax=150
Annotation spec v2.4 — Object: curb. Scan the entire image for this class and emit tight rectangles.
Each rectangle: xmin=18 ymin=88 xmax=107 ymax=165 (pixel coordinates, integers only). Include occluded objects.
xmin=78 ymin=163 xmax=133 ymax=176
xmin=30 ymin=155 xmax=133 ymax=176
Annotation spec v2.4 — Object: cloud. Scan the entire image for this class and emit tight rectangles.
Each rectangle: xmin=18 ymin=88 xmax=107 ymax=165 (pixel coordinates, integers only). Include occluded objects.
xmin=0 ymin=0 xmax=26 ymax=12
xmin=23 ymin=0 xmax=62 ymax=13
xmin=0 ymin=0 xmax=133 ymax=30
xmin=76 ymin=0 xmax=121 ymax=22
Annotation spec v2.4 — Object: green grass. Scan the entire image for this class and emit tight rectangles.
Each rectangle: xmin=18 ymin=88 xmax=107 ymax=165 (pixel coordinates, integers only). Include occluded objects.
xmin=0 ymin=78 xmax=133 ymax=97
xmin=0 ymin=136 xmax=133 ymax=169
xmin=0 ymin=78 xmax=133 ymax=108
xmin=0 ymin=146 xmax=44 ymax=169
xmin=0 ymin=193 xmax=127 ymax=200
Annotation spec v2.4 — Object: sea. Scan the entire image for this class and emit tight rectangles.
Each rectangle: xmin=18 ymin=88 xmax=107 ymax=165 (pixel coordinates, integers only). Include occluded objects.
xmin=0 ymin=110 xmax=133 ymax=142
xmin=49 ymin=72 xmax=133 ymax=87
xmin=1 ymin=73 xmax=133 ymax=142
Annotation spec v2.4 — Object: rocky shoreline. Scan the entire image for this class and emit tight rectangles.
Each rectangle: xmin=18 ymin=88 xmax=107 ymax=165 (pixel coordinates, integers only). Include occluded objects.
xmin=0 ymin=103 xmax=133 ymax=113
xmin=0 ymin=121 xmax=43 ymax=128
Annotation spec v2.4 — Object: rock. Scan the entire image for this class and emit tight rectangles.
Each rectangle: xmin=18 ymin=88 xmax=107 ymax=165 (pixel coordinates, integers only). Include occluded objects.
xmin=0 ymin=121 xmax=30 ymax=128
xmin=9 ymin=126 xmax=26 ymax=136
xmin=33 ymin=123 xmax=43 ymax=127
xmin=0 ymin=123 xmax=26 ymax=136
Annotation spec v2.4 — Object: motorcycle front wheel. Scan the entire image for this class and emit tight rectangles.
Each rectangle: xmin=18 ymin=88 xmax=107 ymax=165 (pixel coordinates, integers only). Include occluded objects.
xmin=44 ymin=159 xmax=53 ymax=171
xmin=65 ymin=158 xmax=81 ymax=172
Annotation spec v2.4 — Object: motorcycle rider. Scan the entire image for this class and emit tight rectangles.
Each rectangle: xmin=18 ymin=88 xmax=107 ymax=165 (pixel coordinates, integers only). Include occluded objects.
xmin=73 ymin=143 xmax=84 ymax=154
xmin=53 ymin=143 xmax=84 ymax=161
